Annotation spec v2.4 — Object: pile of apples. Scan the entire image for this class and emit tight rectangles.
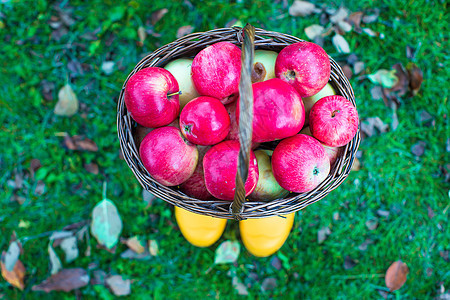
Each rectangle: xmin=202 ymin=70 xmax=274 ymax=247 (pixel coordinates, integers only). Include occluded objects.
xmin=125 ymin=41 xmax=359 ymax=202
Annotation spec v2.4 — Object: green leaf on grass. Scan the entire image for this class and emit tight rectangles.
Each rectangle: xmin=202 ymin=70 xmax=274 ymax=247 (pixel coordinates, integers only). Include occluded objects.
xmin=368 ymin=69 xmax=399 ymax=88
xmin=54 ymin=84 xmax=79 ymax=117
xmin=214 ymin=241 xmax=240 ymax=264
xmin=91 ymin=198 xmax=122 ymax=249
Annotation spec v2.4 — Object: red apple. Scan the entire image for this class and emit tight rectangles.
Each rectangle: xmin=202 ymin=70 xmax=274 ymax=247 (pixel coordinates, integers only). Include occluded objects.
xmin=299 ymin=126 xmax=341 ymax=166
xmin=203 ymin=140 xmax=259 ymax=201
xmin=191 ymin=42 xmax=241 ymax=104
xmin=179 ymin=146 xmax=213 ymax=200
xmin=275 ymin=42 xmax=330 ymax=98
xmin=125 ymin=67 xmax=180 ymax=128
xmin=237 ymin=78 xmax=305 ymax=143
xmin=272 ymin=134 xmax=330 ymax=193
xmin=302 ymin=83 xmax=336 ymax=125
xmin=248 ymin=150 xmax=289 ymax=201
xmin=179 ymin=96 xmax=230 ymax=145
xmin=309 ymin=95 xmax=359 ymax=147
xmin=139 ymin=126 xmax=198 ymax=186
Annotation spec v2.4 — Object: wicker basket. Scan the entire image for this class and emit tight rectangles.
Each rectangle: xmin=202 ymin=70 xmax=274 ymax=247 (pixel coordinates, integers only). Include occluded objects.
xmin=117 ymin=24 xmax=360 ymax=220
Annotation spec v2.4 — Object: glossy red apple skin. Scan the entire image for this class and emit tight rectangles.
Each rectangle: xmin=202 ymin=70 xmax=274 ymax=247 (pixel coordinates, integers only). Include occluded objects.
xmin=237 ymin=78 xmax=305 ymax=143
xmin=191 ymin=42 xmax=241 ymax=104
xmin=299 ymin=126 xmax=341 ymax=166
xmin=125 ymin=67 xmax=180 ymax=128
xmin=203 ymin=140 xmax=259 ymax=201
xmin=179 ymin=146 xmax=213 ymax=200
xmin=309 ymin=95 xmax=359 ymax=147
xmin=275 ymin=42 xmax=330 ymax=98
xmin=224 ymin=101 xmax=260 ymax=149
xmin=272 ymin=134 xmax=330 ymax=193
xmin=139 ymin=126 xmax=198 ymax=186
xmin=179 ymin=96 xmax=230 ymax=145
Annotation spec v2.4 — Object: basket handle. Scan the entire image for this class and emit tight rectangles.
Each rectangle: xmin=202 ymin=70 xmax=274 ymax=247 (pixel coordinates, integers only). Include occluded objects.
xmin=231 ymin=24 xmax=255 ymax=220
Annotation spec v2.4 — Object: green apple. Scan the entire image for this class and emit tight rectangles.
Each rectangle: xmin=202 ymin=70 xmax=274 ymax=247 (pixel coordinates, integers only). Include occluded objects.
xmin=248 ymin=150 xmax=290 ymax=201
xmin=164 ymin=58 xmax=200 ymax=109
xmin=251 ymin=50 xmax=278 ymax=83
xmin=302 ymin=83 xmax=336 ymax=125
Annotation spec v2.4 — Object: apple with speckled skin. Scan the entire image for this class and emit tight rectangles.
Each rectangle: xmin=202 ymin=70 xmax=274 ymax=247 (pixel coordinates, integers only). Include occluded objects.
xmin=309 ymin=95 xmax=359 ymax=147
xmin=191 ymin=42 xmax=241 ymax=104
xmin=251 ymin=50 xmax=278 ymax=83
xmin=180 ymin=96 xmax=230 ymax=145
xmin=203 ymin=140 xmax=258 ymax=201
xmin=248 ymin=150 xmax=289 ymax=201
xmin=139 ymin=126 xmax=198 ymax=186
xmin=275 ymin=42 xmax=330 ymax=98
xmin=272 ymin=134 xmax=330 ymax=193
xmin=299 ymin=126 xmax=341 ymax=166
xmin=125 ymin=67 xmax=180 ymax=128
xmin=179 ymin=146 xmax=213 ymax=200
xmin=237 ymin=78 xmax=305 ymax=143
xmin=164 ymin=58 xmax=200 ymax=109
xmin=302 ymin=83 xmax=336 ymax=125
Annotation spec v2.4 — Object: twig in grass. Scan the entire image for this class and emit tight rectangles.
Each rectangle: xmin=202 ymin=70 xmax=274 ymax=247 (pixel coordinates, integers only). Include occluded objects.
xmin=331 ymin=274 xmax=384 ymax=280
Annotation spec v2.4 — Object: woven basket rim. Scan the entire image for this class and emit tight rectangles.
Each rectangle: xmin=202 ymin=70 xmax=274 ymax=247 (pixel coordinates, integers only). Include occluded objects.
xmin=117 ymin=26 xmax=361 ymax=219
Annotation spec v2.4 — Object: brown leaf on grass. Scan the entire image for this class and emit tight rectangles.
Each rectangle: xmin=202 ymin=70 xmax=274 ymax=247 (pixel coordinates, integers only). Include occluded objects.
xmin=34 ymin=180 xmax=46 ymax=196
xmin=440 ymin=250 xmax=449 ymax=262
xmin=176 ymin=25 xmax=194 ymax=38
xmin=32 ymin=268 xmax=89 ymax=292
xmin=54 ymin=84 xmax=79 ymax=117
xmin=418 ymin=110 xmax=434 ymax=126
xmin=365 ymin=219 xmax=378 ymax=231
xmin=41 ymin=80 xmax=55 ymax=101
xmin=151 ymin=8 xmax=168 ymax=25
xmin=361 ymin=117 xmax=388 ymax=137
xmin=63 ymin=135 xmax=98 ymax=152
xmin=122 ymin=236 xmax=145 ymax=254
xmin=288 ymin=0 xmax=316 ymax=17
xmin=385 ymin=260 xmax=409 ymax=291
xmin=332 ymin=34 xmax=350 ymax=53
xmin=336 ymin=21 xmax=352 ymax=33
xmin=386 ymin=63 xmax=409 ymax=98
xmin=358 ymin=238 xmax=374 ymax=251
xmin=84 ymin=163 xmax=99 ymax=175
xmin=427 ymin=205 xmax=435 ymax=219
xmin=232 ymin=275 xmax=249 ymax=296
xmin=377 ymin=210 xmax=390 ymax=218
xmin=137 ymin=26 xmax=147 ymax=46
xmin=406 ymin=62 xmax=423 ymax=95
xmin=148 ymin=240 xmax=159 ymax=256
xmin=3 ymin=241 xmax=21 ymax=272
xmin=348 ymin=11 xmax=363 ymax=33
xmin=354 ymin=61 xmax=365 ymax=75
xmin=341 ymin=64 xmax=353 ymax=80
xmin=1 ymin=257 xmax=25 ymax=290
xmin=411 ymin=141 xmax=426 ymax=157
xmin=362 ymin=27 xmax=377 ymax=37
xmin=29 ymin=159 xmax=42 ymax=178
xmin=142 ymin=190 xmax=157 ymax=207
xmin=370 ymin=86 xmax=384 ymax=101
xmin=271 ymin=256 xmax=282 ymax=270
xmin=90 ymin=270 xmax=107 ymax=285
xmin=106 ymin=275 xmax=131 ymax=296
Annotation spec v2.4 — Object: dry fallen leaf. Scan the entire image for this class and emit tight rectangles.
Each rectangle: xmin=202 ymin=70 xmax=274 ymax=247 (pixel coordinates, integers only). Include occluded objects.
xmin=106 ymin=275 xmax=131 ymax=296
xmin=1 ymin=257 xmax=25 ymax=290
xmin=361 ymin=117 xmax=389 ymax=137
xmin=123 ymin=236 xmax=145 ymax=254
xmin=288 ymin=0 xmax=316 ymax=17
xmin=370 ymin=86 xmax=384 ymax=101
xmin=84 ymin=162 xmax=99 ymax=175
xmin=63 ymin=135 xmax=98 ymax=152
xmin=151 ymin=8 xmax=168 ymax=25
xmin=3 ymin=242 xmax=20 ymax=272
xmin=358 ymin=238 xmax=374 ymax=251
xmin=329 ymin=7 xmax=349 ymax=24
xmin=411 ymin=141 xmax=426 ymax=157
xmin=214 ymin=241 xmax=240 ymax=264
xmin=60 ymin=237 xmax=79 ymax=263
xmin=337 ymin=20 xmax=352 ymax=33
xmin=367 ymin=69 xmax=399 ymax=89
xmin=318 ymin=226 xmax=331 ymax=243
xmin=101 ymin=61 xmax=115 ymax=75
xmin=341 ymin=64 xmax=353 ymax=80
xmin=48 ymin=243 xmax=62 ymax=275
xmin=148 ymin=239 xmax=159 ymax=256
xmin=362 ymin=9 xmax=380 ymax=24
xmin=261 ymin=277 xmax=277 ymax=292
xmin=32 ymin=268 xmax=89 ymax=293
xmin=137 ymin=26 xmax=147 ymax=46
xmin=362 ymin=27 xmax=377 ymax=37
xmin=176 ymin=25 xmax=194 ymax=38
xmin=304 ymin=24 xmax=324 ymax=40
xmin=332 ymin=34 xmax=350 ymax=54
xmin=232 ymin=275 xmax=249 ymax=296
xmin=351 ymin=157 xmax=361 ymax=171
xmin=385 ymin=260 xmax=409 ymax=291
xmin=344 ymin=256 xmax=357 ymax=269
xmin=365 ymin=219 xmax=378 ymax=231
xmin=91 ymin=198 xmax=123 ymax=250
xmin=348 ymin=11 xmax=363 ymax=33
xmin=406 ymin=62 xmax=423 ymax=95
xmin=54 ymin=84 xmax=79 ymax=117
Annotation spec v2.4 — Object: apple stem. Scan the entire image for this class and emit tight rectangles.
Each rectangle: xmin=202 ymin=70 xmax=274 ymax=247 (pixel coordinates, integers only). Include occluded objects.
xmin=331 ymin=110 xmax=340 ymax=118
xmin=167 ymin=91 xmax=182 ymax=97
xmin=313 ymin=167 xmax=319 ymax=175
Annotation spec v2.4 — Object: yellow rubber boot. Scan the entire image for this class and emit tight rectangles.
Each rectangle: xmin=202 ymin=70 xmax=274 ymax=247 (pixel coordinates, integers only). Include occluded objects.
xmin=175 ymin=206 xmax=227 ymax=247
xmin=239 ymin=213 xmax=295 ymax=257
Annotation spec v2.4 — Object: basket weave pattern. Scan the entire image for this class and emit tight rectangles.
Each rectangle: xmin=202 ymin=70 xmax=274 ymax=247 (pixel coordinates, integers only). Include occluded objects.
xmin=117 ymin=27 xmax=361 ymax=219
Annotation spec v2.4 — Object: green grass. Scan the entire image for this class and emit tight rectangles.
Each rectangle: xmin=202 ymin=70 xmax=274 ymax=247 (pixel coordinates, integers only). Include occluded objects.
xmin=1 ymin=0 xmax=448 ymax=299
